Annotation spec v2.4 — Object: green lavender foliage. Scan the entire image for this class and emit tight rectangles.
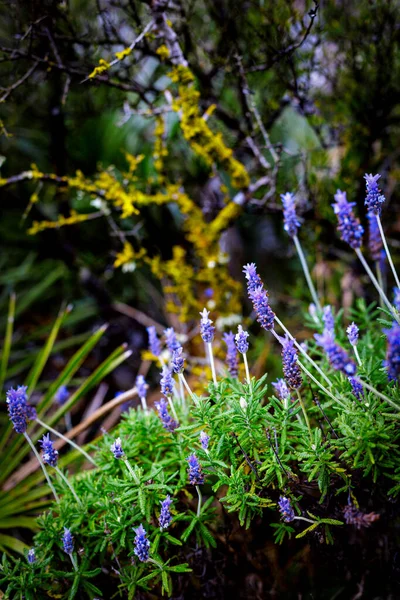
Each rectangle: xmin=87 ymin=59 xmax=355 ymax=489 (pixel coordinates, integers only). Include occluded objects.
xmin=3 ymin=295 xmax=399 ymax=597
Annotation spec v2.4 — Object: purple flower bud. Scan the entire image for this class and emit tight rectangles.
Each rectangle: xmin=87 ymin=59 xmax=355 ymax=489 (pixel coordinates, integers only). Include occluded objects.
xmin=323 ymin=306 xmax=335 ymax=334
xmin=6 ymin=386 xmax=28 ymax=434
xmin=62 ymin=528 xmax=74 ymax=554
xmin=314 ymin=330 xmax=356 ymax=375
xmin=272 ymin=378 xmax=290 ymax=403
xmin=160 ymin=366 xmax=174 ymax=396
xmin=171 ymin=347 xmax=184 ymax=374
xmin=133 ymin=524 xmax=150 ymax=562
xmin=187 ymin=453 xmax=204 ymax=485
xmin=281 ymin=192 xmax=301 ymax=238
xmin=27 ymin=548 xmax=36 ymax=564
xmin=278 ymin=496 xmax=295 ymax=522
xmin=39 ymin=434 xmax=58 ymax=467
xmin=348 ymin=376 xmax=364 ymax=401
xmin=347 ymin=322 xmax=359 ymax=346
xmin=364 ymin=173 xmax=385 ymax=215
xmin=282 ymin=336 xmax=302 ymax=390
xmin=55 ymin=385 xmax=69 ymax=405
xmin=249 ymin=286 xmax=275 ymax=331
xmin=235 ymin=325 xmax=249 ymax=354
xmin=200 ymin=431 xmax=209 ymax=450
xmin=383 ymin=323 xmax=400 ymax=381
xmin=159 ymin=495 xmax=173 ymax=530
xmin=135 ymin=375 xmax=147 ymax=399
xmin=223 ymin=331 xmax=239 ymax=377
xmin=332 ymin=190 xmax=364 ymax=249
xmin=164 ymin=327 xmax=181 ymax=353
xmin=147 ymin=326 xmax=162 ymax=357
xmin=111 ymin=437 xmax=124 ymax=459
xmin=367 ymin=211 xmax=382 ymax=261
xmin=199 ymin=308 xmax=215 ymax=343
xmin=242 ymin=263 xmax=263 ymax=293
xmin=25 ymin=404 xmax=37 ymax=422
xmin=155 ymin=398 xmax=178 ymax=432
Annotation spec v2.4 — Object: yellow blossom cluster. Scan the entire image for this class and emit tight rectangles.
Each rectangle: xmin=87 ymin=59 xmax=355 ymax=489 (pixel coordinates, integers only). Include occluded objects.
xmin=114 ymin=242 xmax=146 ymax=268
xmin=28 ymin=211 xmax=91 ymax=235
xmin=88 ymin=59 xmax=111 ymax=79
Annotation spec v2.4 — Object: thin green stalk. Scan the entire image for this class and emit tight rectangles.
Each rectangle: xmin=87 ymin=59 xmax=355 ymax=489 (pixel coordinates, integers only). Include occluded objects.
xmin=297 ymin=360 xmax=346 ymax=408
xmin=293 ymin=235 xmax=321 ymax=310
xmin=167 ymin=396 xmax=179 ymax=423
xmin=294 ymin=516 xmax=316 ymax=525
xmin=196 ymin=485 xmax=202 ymax=518
xmin=376 ymin=261 xmax=385 ymax=308
xmin=359 ymin=380 xmax=400 ymax=412
xmin=376 ymin=215 xmax=400 ymax=289
xmin=207 ymin=342 xmax=218 ymax=386
xmin=69 ymin=553 xmax=78 ymax=571
xmin=35 ymin=418 xmax=97 ymax=466
xmin=23 ymin=433 xmax=59 ymax=503
xmin=139 ymin=396 xmax=148 ymax=413
xmin=0 ymin=292 xmax=16 ymax=394
xmin=179 ymin=373 xmax=197 ymax=404
xmin=55 ymin=466 xmax=82 ymax=506
xmin=296 ymin=389 xmax=312 ymax=440
xmin=273 ymin=316 xmax=333 ymax=388
xmin=354 ymin=248 xmax=400 ymax=324
xmin=123 ymin=457 xmax=140 ymax=484
xmin=243 ymin=353 xmax=251 ymax=385
xmin=353 ymin=346 xmax=362 ymax=367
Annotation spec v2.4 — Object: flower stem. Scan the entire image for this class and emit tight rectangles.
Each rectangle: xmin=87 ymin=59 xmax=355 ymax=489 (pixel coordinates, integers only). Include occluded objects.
xmin=23 ymin=432 xmax=60 ymax=503
xmin=273 ymin=315 xmax=333 ymax=388
xmin=139 ymin=396 xmax=148 ymax=413
xmin=179 ymin=373 xmax=197 ymax=404
xmin=297 ymin=360 xmax=346 ymax=408
xmin=354 ymin=248 xmax=400 ymax=324
xmin=296 ymin=389 xmax=312 ymax=440
xmin=69 ymin=553 xmax=78 ymax=571
xmin=359 ymin=380 xmax=400 ymax=412
xmin=196 ymin=485 xmax=202 ymax=518
xmin=35 ymin=418 xmax=97 ymax=466
xmin=353 ymin=346 xmax=362 ymax=367
xmin=207 ymin=342 xmax=218 ymax=386
xmin=376 ymin=261 xmax=385 ymax=308
xmin=294 ymin=516 xmax=316 ymax=525
xmin=167 ymin=396 xmax=179 ymax=423
xmin=376 ymin=215 xmax=400 ymax=289
xmin=293 ymin=235 xmax=321 ymax=311
xmin=243 ymin=353 xmax=251 ymax=385
xmin=55 ymin=466 xmax=82 ymax=506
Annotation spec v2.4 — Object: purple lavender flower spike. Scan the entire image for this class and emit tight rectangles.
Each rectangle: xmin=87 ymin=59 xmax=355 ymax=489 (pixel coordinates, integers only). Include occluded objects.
xmin=25 ymin=404 xmax=37 ymax=421
xmin=235 ymin=325 xmax=249 ymax=354
xmin=364 ymin=173 xmax=385 ymax=215
xmin=135 ymin=375 xmax=147 ymax=399
xmin=27 ymin=548 xmax=36 ymax=564
xmin=348 ymin=376 xmax=364 ymax=401
xmin=394 ymin=288 xmax=400 ymax=312
xmin=39 ymin=434 xmax=58 ymax=467
xmin=62 ymin=528 xmax=74 ymax=554
xmin=199 ymin=308 xmax=215 ymax=343
xmin=164 ymin=327 xmax=181 ymax=353
xmin=159 ymin=495 xmax=173 ymax=530
xmin=332 ymin=190 xmax=364 ymax=249
xmin=223 ymin=331 xmax=239 ymax=377
xmin=55 ymin=385 xmax=69 ymax=405
xmin=200 ymin=431 xmax=210 ymax=450
xmin=147 ymin=326 xmax=161 ymax=357
xmin=278 ymin=496 xmax=295 ymax=522
xmin=347 ymin=322 xmax=359 ymax=346
xmin=133 ymin=524 xmax=150 ymax=562
xmin=160 ymin=366 xmax=174 ymax=396
xmin=272 ymin=378 xmax=290 ymax=402
xmin=281 ymin=192 xmax=301 ymax=238
xmin=249 ymin=286 xmax=275 ymax=331
xmin=314 ymin=330 xmax=356 ymax=375
xmin=242 ymin=263 xmax=263 ymax=293
xmin=6 ymin=386 xmax=28 ymax=434
xmin=171 ymin=347 xmax=184 ymax=374
xmin=187 ymin=453 xmax=204 ymax=485
xmin=367 ymin=211 xmax=382 ymax=261
xmin=323 ymin=306 xmax=335 ymax=334
xmin=111 ymin=437 xmax=124 ymax=459
xmin=282 ymin=335 xmax=302 ymax=390
xmin=383 ymin=323 xmax=400 ymax=381
xmin=155 ymin=398 xmax=178 ymax=432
